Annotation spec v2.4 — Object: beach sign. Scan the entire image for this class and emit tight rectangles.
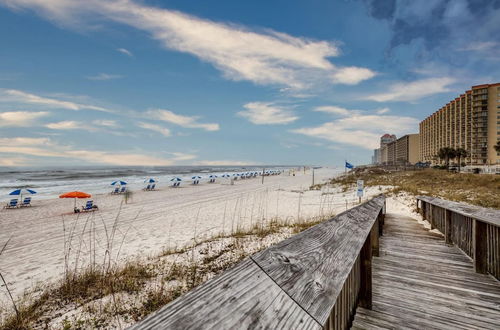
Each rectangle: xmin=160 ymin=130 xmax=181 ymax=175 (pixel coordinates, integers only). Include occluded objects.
xmin=356 ymin=180 xmax=364 ymax=197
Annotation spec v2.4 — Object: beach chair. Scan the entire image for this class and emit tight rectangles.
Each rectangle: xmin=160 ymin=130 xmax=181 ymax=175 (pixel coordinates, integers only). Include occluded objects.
xmin=120 ymin=186 xmax=127 ymax=194
xmin=20 ymin=197 xmax=32 ymax=207
xmin=151 ymin=184 xmax=156 ymax=190
xmin=82 ymin=200 xmax=97 ymax=212
xmin=144 ymin=184 xmax=151 ymax=191
xmin=111 ymin=187 xmax=119 ymax=194
xmin=4 ymin=199 xmax=18 ymax=209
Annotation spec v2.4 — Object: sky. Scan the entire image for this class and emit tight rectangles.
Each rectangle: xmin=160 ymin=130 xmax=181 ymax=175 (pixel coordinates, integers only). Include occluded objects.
xmin=0 ymin=0 xmax=499 ymax=167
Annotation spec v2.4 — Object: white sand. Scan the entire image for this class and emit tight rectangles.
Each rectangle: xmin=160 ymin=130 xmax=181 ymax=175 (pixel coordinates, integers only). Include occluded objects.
xmin=0 ymin=168 xmax=394 ymax=308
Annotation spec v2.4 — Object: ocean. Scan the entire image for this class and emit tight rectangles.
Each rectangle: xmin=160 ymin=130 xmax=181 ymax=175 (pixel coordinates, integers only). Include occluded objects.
xmin=0 ymin=165 xmax=294 ymax=200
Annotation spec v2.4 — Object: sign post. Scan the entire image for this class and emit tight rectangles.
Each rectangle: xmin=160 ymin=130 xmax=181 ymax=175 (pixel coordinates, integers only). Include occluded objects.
xmin=357 ymin=179 xmax=364 ymax=204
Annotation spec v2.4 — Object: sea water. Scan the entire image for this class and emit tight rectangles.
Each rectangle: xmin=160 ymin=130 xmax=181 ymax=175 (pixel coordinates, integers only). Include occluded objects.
xmin=0 ymin=165 xmax=294 ymax=200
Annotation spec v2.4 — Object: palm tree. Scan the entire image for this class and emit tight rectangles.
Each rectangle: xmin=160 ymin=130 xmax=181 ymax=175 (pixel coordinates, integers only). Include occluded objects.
xmin=494 ymin=141 xmax=500 ymax=153
xmin=455 ymin=148 xmax=468 ymax=173
xmin=437 ymin=147 xmax=456 ymax=170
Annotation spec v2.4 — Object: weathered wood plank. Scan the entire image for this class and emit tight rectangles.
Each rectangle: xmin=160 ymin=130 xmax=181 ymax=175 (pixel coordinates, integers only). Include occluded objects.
xmin=252 ymin=195 xmax=385 ymax=325
xmin=128 ymin=258 xmax=321 ymax=330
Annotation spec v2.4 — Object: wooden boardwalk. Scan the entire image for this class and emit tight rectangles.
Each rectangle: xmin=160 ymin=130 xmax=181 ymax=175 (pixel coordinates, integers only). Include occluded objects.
xmin=352 ymin=213 xmax=500 ymax=330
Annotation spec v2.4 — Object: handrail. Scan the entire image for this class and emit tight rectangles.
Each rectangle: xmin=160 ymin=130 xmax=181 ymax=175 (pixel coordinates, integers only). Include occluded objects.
xmin=129 ymin=195 xmax=386 ymax=330
xmin=417 ymin=196 xmax=500 ymax=280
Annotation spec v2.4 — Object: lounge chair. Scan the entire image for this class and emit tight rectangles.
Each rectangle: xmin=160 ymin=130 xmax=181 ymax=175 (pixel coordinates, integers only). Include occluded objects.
xmin=151 ymin=184 xmax=156 ymax=190
xmin=120 ymin=186 xmax=127 ymax=193
xmin=144 ymin=184 xmax=151 ymax=191
xmin=81 ymin=200 xmax=97 ymax=212
xmin=20 ymin=197 xmax=32 ymax=207
xmin=111 ymin=187 xmax=119 ymax=194
xmin=4 ymin=199 xmax=18 ymax=209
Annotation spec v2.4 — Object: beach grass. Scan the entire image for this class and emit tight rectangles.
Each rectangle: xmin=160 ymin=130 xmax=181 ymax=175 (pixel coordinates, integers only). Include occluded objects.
xmin=0 ymin=212 xmax=334 ymax=330
xmin=327 ymin=168 xmax=500 ymax=209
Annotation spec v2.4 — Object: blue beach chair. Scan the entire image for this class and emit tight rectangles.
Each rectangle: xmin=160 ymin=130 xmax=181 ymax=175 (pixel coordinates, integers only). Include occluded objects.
xmin=111 ymin=187 xmax=119 ymax=194
xmin=4 ymin=199 xmax=18 ymax=209
xmin=120 ymin=186 xmax=127 ymax=194
xmin=151 ymin=184 xmax=156 ymax=190
xmin=21 ymin=197 xmax=32 ymax=207
xmin=82 ymin=200 xmax=97 ymax=212
xmin=144 ymin=184 xmax=151 ymax=191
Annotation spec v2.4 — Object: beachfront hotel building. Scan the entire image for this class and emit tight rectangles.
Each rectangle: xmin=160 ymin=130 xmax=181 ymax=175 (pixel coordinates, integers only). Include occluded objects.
xmin=419 ymin=83 xmax=500 ymax=165
xmin=396 ymin=134 xmax=420 ymax=165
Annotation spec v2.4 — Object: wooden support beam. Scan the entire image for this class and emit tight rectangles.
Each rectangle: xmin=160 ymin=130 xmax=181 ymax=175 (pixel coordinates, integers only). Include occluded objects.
xmin=473 ymin=219 xmax=487 ymax=274
xmin=371 ymin=218 xmax=379 ymax=257
xmin=359 ymin=233 xmax=372 ymax=309
xmin=444 ymin=209 xmax=452 ymax=245
xmin=378 ymin=212 xmax=384 ymax=237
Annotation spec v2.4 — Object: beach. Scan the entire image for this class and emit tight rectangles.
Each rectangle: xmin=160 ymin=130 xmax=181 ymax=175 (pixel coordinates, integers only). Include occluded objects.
xmin=0 ymin=167 xmax=391 ymax=309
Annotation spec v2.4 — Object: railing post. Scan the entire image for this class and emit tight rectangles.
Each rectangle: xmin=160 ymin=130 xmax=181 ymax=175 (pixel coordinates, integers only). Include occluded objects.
xmin=473 ymin=219 xmax=487 ymax=274
xmin=429 ymin=204 xmax=435 ymax=230
xmin=371 ymin=218 xmax=379 ymax=257
xmin=421 ymin=200 xmax=426 ymax=220
xmin=444 ymin=209 xmax=452 ymax=245
xmin=378 ymin=211 xmax=384 ymax=237
xmin=359 ymin=232 xmax=372 ymax=309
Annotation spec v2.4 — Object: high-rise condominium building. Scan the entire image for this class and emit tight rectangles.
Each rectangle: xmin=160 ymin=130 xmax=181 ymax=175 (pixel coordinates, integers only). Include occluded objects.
xmin=420 ymin=83 xmax=500 ymax=165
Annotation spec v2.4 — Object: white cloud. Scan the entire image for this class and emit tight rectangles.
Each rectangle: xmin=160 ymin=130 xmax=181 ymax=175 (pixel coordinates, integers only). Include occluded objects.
xmin=237 ymin=102 xmax=299 ymax=125
xmin=0 ymin=0 xmax=375 ymax=89
xmin=365 ymin=77 xmax=455 ymax=102
xmin=375 ymin=107 xmax=390 ymax=114
xmin=0 ymin=89 xmax=111 ymax=112
xmin=314 ymin=106 xmax=356 ymax=116
xmin=195 ymin=160 xmax=257 ymax=166
xmin=0 ymin=156 xmax=28 ymax=166
xmin=291 ymin=114 xmax=419 ymax=149
xmin=0 ymin=137 xmax=182 ymax=166
xmin=331 ymin=67 xmax=376 ymax=85
xmin=46 ymin=121 xmax=81 ymax=130
xmin=92 ymin=119 xmax=118 ymax=127
xmin=86 ymin=73 xmax=123 ymax=80
xmin=0 ymin=111 xmax=49 ymax=126
xmin=137 ymin=122 xmax=171 ymax=137
xmin=170 ymin=152 xmax=197 ymax=161
xmin=117 ymin=47 xmax=133 ymax=56
xmin=457 ymin=41 xmax=498 ymax=52
xmin=147 ymin=109 xmax=219 ymax=131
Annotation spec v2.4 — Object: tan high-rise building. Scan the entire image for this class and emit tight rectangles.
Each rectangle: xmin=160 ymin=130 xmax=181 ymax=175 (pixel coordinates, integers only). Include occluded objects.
xmin=396 ymin=134 xmax=420 ymax=165
xmin=419 ymin=83 xmax=500 ymax=165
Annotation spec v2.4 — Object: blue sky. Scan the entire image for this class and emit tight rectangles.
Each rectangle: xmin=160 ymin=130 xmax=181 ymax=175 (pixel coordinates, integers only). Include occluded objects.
xmin=0 ymin=0 xmax=499 ymax=167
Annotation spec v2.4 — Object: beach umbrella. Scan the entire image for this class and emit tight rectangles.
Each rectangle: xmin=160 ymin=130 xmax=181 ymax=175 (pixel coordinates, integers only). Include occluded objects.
xmin=111 ymin=180 xmax=127 ymax=186
xmin=170 ymin=177 xmax=182 ymax=182
xmin=9 ymin=188 xmax=37 ymax=201
xmin=221 ymin=174 xmax=231 ymax=178
xmin=191 ymin=176 xmax=202 ymax=179
xmin=59 ymin=191 xmax=92 ymax=208
xmin=145 ymin=178 xmax=156 ymax=183
xmin=209 ymin=175 xmax=217 ymax=178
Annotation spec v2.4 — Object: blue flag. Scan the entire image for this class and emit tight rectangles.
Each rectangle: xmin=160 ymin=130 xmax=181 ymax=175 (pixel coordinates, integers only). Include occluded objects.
xmin=345 ymin=162 xmax=354 ymax=169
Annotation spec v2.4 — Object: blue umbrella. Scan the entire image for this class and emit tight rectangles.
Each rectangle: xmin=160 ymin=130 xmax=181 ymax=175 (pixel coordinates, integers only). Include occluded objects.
xmin=192 ymin=176 xmax=202 ymax=179
xmin=221 ymin=174 xmax=231 ymax=178
xmin=170 ymin=177 xmax=182 ymax=182
xmin=209 ymin=175 xmax=217 ymax=178
xmin=9 ymin=188 xmax=37 ymax=196
xmin=111 ymin=180 xmax=127 ymax=186
xmin=9 ymin=188 xmax=37 ymax=202
xmin=145 ymin=178 xmax=156 ymax=183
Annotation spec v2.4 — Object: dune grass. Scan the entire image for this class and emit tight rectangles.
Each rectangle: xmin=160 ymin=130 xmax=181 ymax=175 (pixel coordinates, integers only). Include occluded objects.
xmin=0 ymin=213 xmax=333 ymax=330
xmin=329 ymin=168 xmax=500 ymax=209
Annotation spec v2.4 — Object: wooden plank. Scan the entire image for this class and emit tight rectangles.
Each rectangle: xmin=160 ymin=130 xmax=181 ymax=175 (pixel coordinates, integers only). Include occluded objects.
xmin=359 ymin=232 xmax=372 ymax=309
xmin=128 ymin=258 xmax=321 ymax=330
xmin=417 ymin=196 xmax=500 ymax=227
xmin=473 ymin=219 xmax=488 ymax=274
xmin=251 ymin=196 xmax=384 ymax=325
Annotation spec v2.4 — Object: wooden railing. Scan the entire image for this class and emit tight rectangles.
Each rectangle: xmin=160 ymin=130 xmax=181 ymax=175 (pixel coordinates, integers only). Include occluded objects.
xmin=129 ymin=195 xmax=386 ymax=330
xmin=417 ymin=196 xmax=500 ymax=280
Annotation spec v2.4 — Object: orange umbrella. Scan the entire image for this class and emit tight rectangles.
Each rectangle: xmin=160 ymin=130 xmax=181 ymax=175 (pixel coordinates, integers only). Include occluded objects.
xmin=59 ymin=191 xmax=92 ymax=208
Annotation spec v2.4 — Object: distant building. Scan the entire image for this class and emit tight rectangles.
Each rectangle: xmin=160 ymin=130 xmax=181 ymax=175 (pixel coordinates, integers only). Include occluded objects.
xmin=380 ymin=134 xmax=397 ymax=147
xmin=420 ymin=83 xmax=500 ymax=165
xmin=386 ymin=141 xmax=397 ymax=165
xmin=373 ymin=134 xmax=397 ymax=165
xmin=396 ymin=134 xmax=420 ymax=165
